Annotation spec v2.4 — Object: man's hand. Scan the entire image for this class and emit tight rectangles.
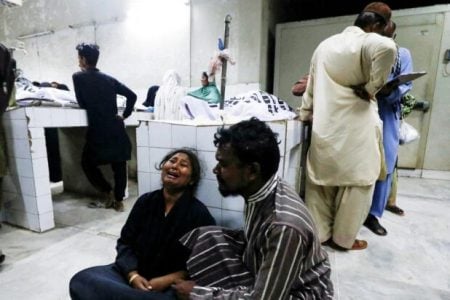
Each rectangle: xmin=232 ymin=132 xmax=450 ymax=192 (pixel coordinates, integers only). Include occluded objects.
xmin=351 ymin=84 xmax=372 ymax=101
xmin=172 ymin=280 xmax=196 ymax=300
xmin=291 ymin=74 xmax=309 ymax=97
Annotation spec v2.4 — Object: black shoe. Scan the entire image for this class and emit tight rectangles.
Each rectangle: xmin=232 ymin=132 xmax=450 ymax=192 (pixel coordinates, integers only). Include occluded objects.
xmin=363 ymin=214 xmax=387 ymax=236
xmin=0 ymin=251 xmax=5 ymax=264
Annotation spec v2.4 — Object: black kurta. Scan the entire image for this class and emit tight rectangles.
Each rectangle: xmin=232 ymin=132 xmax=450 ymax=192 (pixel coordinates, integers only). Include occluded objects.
xmin=115 ymin=189 xmax=216 ymax=279
xmin=73 ymin=68 xmax=137 ymax=165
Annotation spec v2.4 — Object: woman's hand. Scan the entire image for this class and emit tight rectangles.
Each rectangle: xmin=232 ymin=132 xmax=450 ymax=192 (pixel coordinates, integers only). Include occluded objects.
xmin=128 ymin=272 xmax=152 ymax=291
xmin=147 ymin=277 xmax=167 ymax=292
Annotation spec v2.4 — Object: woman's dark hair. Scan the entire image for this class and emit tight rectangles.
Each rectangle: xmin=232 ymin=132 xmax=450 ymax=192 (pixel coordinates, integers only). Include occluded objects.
xmin=214 ymin=117 xmax=280 ymax=181
xmin=76 ymin=43 xmax=100 ymax=66
xmin=156 ymin=148 xmax=202 ymax=193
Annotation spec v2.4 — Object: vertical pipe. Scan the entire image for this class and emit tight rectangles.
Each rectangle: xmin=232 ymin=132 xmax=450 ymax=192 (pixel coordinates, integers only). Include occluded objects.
xmin=219 ymin=14 xmax=232 ymax=110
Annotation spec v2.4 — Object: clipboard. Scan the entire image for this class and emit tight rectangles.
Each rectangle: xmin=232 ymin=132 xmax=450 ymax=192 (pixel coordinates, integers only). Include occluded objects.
xmin=386 ymin=71 xmax=427 ymax=86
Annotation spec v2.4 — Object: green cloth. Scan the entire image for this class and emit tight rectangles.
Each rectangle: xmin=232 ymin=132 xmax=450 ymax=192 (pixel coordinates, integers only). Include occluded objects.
xmin=187 ymin=82 xmax=221 ymax=104
xmin=401 ymin=92 xmax=416 ymax=119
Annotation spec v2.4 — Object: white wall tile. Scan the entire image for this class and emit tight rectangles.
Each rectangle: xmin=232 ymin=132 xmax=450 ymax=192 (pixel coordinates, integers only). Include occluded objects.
xmin=38 ymin=108 xmax=55 ymax=127
xmin=222 ymin=195 xmax=245 ymax=212
xmin=38 ymin=210 xmax=55 ymax=232
xmin=284 ymin=140 xmax=301 ymax=190
xmin=286 ymin=120 xmax=303 ymax=149
xmin=171 ymin=124 xmax=196 ymax=148
xmin=3 ymin=119 xmax=29 ymax=140
xmin=197 ymin=150 xmax=217 ymax=180
xmin=4 ymin=107 xmax=26 ymax=120
xmin=277 ymin=157 xmax=285 ymax=178
xmin=26 ymin=108 xmax=52 ymax=127
xmin=124 ymin=113 xmax=139 ymax=126
xmin=18 ymin=176 xmax=36 ymax=196
xmin=68 ymin=109 xmax=83 ymax=126
xmin=268 ymin=121 xmax=286 ymax=155
xmin=3 ymin=209 xmax=43 ymax=232
xmin=136 ymin=147 xmax=150 ymax=172
xmin=28 ymin=127 xmax=45 ymax=139
xmin=7 ymin=138 xmax=31 ymax=159
xmin=32 ymin=157 xmax=50 ymax=178
xmin=137 ymin=171 xmax=151 ymax=197
xmin=196 ymin=179 xmax=221 ymax=208
xmin=196 ymin=125 xmax=218 ymax=151
xmin=149 ymin=172 xmax=162 ymax=192
xmin=34 ymin=176 xmax=51 ymax=197
xmin=221 ymin=210 xmax=244 ymax=229
xmin=285 ymin=167 xmax=300 ymax=191
xmin=30 ymin=138 xmax=47 ymax=159
xmin=136 ymin=122 xmax=149 ymax=147
xmin=149 ymin=122 xmax=172 ymax=148
xmin=62 ymin=109 xmax=78 ymax=125
xmin=206 ymin=207 xmax=222 ymax=225
xmin=15 ymin=158 xmax=34 ymax=177
xmin=78 ymin=110 xmax=88 ymax=125
xmin=23 ymin=195 xmax=40 ymax=213
xmin=149 ymin=147 xmax=171 ymax=172
xmin=36 ymin=194 xmax=53 ymax=214
xmin=50 ymin=108 xmax=67 ymax=127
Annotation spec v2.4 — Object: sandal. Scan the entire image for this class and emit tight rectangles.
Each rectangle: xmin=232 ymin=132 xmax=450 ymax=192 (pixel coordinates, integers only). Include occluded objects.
xmin=386 ymin=205 xmax=405 ymax=216
xmin=364 ymin=214 xmax=388 ymax=236
xmin=349 ymin=239 xmax=368 ymax=250
xmin=327 ymin=239 xmax=368 ymax=251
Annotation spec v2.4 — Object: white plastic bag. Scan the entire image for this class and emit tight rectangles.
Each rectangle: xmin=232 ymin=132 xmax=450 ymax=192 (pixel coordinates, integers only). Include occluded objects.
xmin=399 ymin=120 xmax=419 ymax=144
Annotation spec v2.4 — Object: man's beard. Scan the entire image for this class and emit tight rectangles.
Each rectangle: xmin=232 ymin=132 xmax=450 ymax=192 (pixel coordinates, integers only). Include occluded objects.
xmin=217 ymin=178 xmax=240 ymax=197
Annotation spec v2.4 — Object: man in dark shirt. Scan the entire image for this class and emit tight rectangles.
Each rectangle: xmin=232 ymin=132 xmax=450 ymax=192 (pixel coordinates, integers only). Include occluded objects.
xmin=73 ymin=43 xmax=136 ymax=212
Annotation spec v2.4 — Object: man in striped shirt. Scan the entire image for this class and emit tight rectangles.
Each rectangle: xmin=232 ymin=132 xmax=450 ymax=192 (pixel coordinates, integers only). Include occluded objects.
xmin=174 ymin=118 xmax=333 ymax=299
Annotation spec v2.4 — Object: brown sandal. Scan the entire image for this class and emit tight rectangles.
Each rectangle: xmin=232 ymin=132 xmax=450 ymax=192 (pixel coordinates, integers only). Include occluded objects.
xmin=327 ymin=239 xmax=368 ymax=251
xmin=350 ymin=239 xmax=368 ymax=250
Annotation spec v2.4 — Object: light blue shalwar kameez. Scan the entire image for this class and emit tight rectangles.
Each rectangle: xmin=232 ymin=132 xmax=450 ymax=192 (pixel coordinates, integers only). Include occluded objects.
xmin=370 ymin=47 xmax=413 ymax=217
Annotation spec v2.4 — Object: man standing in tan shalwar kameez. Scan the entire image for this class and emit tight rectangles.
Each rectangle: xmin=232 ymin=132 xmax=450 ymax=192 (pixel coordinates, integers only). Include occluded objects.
xmin=299 ymin=2 xmax=397 ymax=250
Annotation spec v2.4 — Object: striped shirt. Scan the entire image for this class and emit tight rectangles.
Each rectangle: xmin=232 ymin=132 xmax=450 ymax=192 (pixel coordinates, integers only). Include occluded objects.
xmin=186 ymin=175 xmax=333 ymax=299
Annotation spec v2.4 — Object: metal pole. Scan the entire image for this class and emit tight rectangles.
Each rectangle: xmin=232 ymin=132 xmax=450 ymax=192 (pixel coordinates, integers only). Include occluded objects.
xmin=219 ymin=14 xmax=232 ymax=110
xmin=299 ymin=121 xmax=311 ymax=200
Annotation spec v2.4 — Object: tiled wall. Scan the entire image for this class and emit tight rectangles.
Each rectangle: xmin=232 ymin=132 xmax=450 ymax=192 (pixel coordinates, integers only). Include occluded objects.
xmin=0 ymin=107 xmax=139 ymax=232
xmin=1 ymin=108 xmax=53 ymax=231
xmin=136 ymin=118 xmax=302 ymax=229
xmin=0 ymin=108 xmax=302 ymax=232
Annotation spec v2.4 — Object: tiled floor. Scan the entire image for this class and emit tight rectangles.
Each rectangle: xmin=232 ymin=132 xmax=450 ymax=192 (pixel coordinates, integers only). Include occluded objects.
xmin=0 ymin=177 xmax=449 ymax=300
